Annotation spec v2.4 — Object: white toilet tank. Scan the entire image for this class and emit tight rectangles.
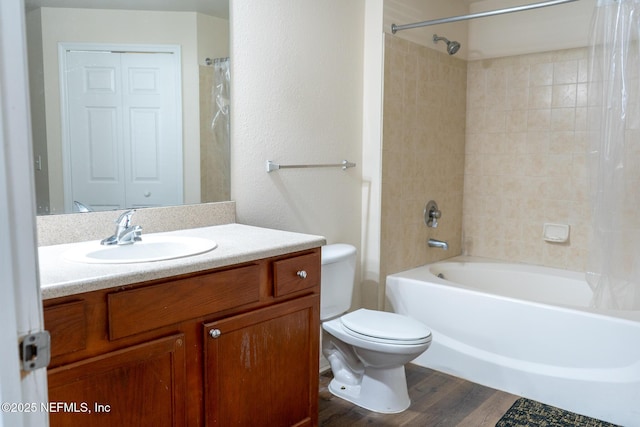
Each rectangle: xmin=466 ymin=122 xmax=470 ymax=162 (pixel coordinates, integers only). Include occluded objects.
xmin=321 ymin=244 xmax=357 ymax=321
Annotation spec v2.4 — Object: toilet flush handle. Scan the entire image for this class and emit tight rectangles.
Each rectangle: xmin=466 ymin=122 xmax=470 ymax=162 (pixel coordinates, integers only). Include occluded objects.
xmin=297 ymin=270 xmax=308 ymax=279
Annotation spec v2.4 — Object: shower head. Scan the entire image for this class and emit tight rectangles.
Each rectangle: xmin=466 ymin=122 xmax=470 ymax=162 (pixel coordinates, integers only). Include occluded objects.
xmin=433 ymin=34 xmax=461 ymax=55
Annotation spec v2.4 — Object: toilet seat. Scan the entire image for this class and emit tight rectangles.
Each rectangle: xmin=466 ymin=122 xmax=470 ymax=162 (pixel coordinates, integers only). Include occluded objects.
xmin=340 ymin=309 xmax=431 ymax=346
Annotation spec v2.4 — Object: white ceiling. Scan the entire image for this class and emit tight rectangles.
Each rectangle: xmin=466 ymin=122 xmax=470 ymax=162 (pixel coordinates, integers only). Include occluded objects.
xmin=24 ymin=0 xmax=229 ymax=19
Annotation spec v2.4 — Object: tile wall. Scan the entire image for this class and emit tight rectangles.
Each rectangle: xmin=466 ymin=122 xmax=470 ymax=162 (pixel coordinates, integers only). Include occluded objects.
xmin=381 ymin=35 xmax=467 ymax=282
xmin=382 ymin=36 xmax=591 ymax=279
xmin=463 ymin=48 xmax=590 ymax=271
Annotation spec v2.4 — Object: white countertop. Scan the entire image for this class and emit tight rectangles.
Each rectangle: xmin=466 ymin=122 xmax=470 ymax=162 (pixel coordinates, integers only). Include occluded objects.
xmin=39 ymin=223 xmax=326 ymax=300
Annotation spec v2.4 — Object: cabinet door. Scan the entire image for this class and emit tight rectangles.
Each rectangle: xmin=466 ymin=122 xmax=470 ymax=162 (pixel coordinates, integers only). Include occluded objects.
xmin=204 ymin=294 xmax=319 ymax=427
xmin=48 ymin=334 xmax=186 ymax=427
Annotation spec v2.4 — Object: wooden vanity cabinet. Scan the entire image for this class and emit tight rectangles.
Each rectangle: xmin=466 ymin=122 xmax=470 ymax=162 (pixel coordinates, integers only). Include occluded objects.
xmin=47 ymin=334 xmax=187 ymax=426
xmin=43 ymin=248 xmax=321 ymax=427
xmin=204 ymin=294 xmax=319 ymax=427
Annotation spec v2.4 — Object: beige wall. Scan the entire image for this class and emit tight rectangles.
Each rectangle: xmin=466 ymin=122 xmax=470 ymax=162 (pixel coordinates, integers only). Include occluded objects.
xmin=230 ymin=0 xmax=366 ymax=304
xmin=464 ymin=48 xmax=590 ymax=271
xmin=196 ymin=14 xmax=229 ymax=65
xmin=381 ymin=35 xmax=467 ymax=284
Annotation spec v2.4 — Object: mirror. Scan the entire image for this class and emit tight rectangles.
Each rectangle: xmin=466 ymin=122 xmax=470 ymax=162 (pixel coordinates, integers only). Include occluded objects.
xmin=24 ymin=0 xmax=230 ymax=215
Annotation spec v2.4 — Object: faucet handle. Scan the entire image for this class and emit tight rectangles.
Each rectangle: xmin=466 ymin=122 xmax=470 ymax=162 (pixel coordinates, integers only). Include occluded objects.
xmin=101 ymin=209 xmax=140 ymax=246
xmin=119 ymin=225 xmax=143 ymax=245
xmin=424 ymin=200 xmax=441 ymax=228
xmin=115 ymin=209 xmax=136 ymax=228
xmin=430 ymin=209 xmax=441 ymax=228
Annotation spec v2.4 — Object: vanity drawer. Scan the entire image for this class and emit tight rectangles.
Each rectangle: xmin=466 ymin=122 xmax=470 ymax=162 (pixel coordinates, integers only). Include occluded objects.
xmin=44 ymin=300 xmax=87 ymax=358
xmin=108 ymin=264 xmax=261 ymax=340
xmin=273 ymin=251 xmax=320 ymax=297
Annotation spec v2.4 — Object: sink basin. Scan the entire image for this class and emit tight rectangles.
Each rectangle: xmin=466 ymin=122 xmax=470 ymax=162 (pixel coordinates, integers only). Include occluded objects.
xmin=62 ymin=235 xmax=217 ymax=264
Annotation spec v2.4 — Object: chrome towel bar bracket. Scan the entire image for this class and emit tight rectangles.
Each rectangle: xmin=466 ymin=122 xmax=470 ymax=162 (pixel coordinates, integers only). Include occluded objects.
xmin=266 ymin=160 xmax=356 ymax=173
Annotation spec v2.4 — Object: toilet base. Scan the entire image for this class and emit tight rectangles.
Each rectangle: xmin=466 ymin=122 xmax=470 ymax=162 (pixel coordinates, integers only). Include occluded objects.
xmin=327 ymin=365 xmax=410 ymax=414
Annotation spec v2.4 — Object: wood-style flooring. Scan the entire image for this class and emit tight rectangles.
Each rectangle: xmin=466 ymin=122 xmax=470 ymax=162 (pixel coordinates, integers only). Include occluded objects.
xmin=319 ymin=363 xmax=519 ymax=427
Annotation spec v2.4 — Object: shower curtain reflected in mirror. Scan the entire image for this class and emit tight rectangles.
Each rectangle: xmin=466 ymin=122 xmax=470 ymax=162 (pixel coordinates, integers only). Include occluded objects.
xmin=587 ymin=0 xmax=640 ymax=309
xmin=201 ymin=57 xmax=230 ymax=202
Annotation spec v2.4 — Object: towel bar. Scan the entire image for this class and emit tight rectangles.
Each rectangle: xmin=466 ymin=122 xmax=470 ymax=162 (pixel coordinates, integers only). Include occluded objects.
xmin=266 ymin=160 xmax=356 ymax=173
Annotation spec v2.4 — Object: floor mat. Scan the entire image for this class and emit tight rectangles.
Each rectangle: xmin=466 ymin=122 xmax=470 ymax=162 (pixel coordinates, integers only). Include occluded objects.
xmin=496 ymin=398 xmax=620 ymax=427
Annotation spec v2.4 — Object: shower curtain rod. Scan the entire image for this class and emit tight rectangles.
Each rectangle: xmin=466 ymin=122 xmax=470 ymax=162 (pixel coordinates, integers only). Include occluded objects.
xmin=391 ymin=0 xmax=579 ymax=33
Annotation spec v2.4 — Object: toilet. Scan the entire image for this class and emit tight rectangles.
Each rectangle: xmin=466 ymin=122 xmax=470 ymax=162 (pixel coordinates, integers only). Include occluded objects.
xmin=321 ymin=244 xmax=432 ymax=413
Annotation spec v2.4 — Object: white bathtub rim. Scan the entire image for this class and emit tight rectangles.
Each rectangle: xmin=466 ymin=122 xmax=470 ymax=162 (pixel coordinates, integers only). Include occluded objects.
xmin=387 ymin=255 xmax=640 ymax=323
xmin=388 ymin=271 xmax=640 ymax=368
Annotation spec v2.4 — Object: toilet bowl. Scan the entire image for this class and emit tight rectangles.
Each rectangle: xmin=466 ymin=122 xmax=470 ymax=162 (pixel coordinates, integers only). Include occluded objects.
xmin=322 ymin=309 xmax=431 ymax=413
xmin=320 ymin=244 xmax=432 ymax=413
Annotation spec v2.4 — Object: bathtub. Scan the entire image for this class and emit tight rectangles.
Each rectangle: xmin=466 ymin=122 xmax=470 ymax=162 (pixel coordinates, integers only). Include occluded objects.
xmin=386 ymin=256 xmax=640 ymax=427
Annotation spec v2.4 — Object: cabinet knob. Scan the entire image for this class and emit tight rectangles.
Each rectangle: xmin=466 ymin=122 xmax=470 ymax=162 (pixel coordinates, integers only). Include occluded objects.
xmin=296 ymin=270 xmax=307 ymax=279
xmin=209 ymin=329 xmax=221 ymax=339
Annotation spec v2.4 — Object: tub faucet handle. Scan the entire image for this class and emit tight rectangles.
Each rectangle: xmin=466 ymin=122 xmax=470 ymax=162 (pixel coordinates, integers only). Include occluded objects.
xmin=425 ymin=200 xmax=441 ymax=228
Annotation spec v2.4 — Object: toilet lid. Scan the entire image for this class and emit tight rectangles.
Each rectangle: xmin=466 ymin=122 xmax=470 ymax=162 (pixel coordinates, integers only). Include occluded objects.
xmin=340 ymin=309 xmax=431 ymax=342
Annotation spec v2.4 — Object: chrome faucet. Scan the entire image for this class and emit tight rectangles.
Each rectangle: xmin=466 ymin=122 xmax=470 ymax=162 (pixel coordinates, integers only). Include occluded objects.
xmin=101 ymin=209 xmax=142 ymax=246
xmin=428 ymin=238 xmax=449 ymax=250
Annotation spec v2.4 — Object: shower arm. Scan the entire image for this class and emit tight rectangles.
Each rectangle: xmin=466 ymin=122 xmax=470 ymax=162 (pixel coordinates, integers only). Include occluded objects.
xmin=391 ymin=0 xmax=579 ymax=33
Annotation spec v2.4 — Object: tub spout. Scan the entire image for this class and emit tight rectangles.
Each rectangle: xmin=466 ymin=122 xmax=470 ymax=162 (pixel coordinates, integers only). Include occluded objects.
xmin=428 ymin=238 xmax=448 ymax=250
